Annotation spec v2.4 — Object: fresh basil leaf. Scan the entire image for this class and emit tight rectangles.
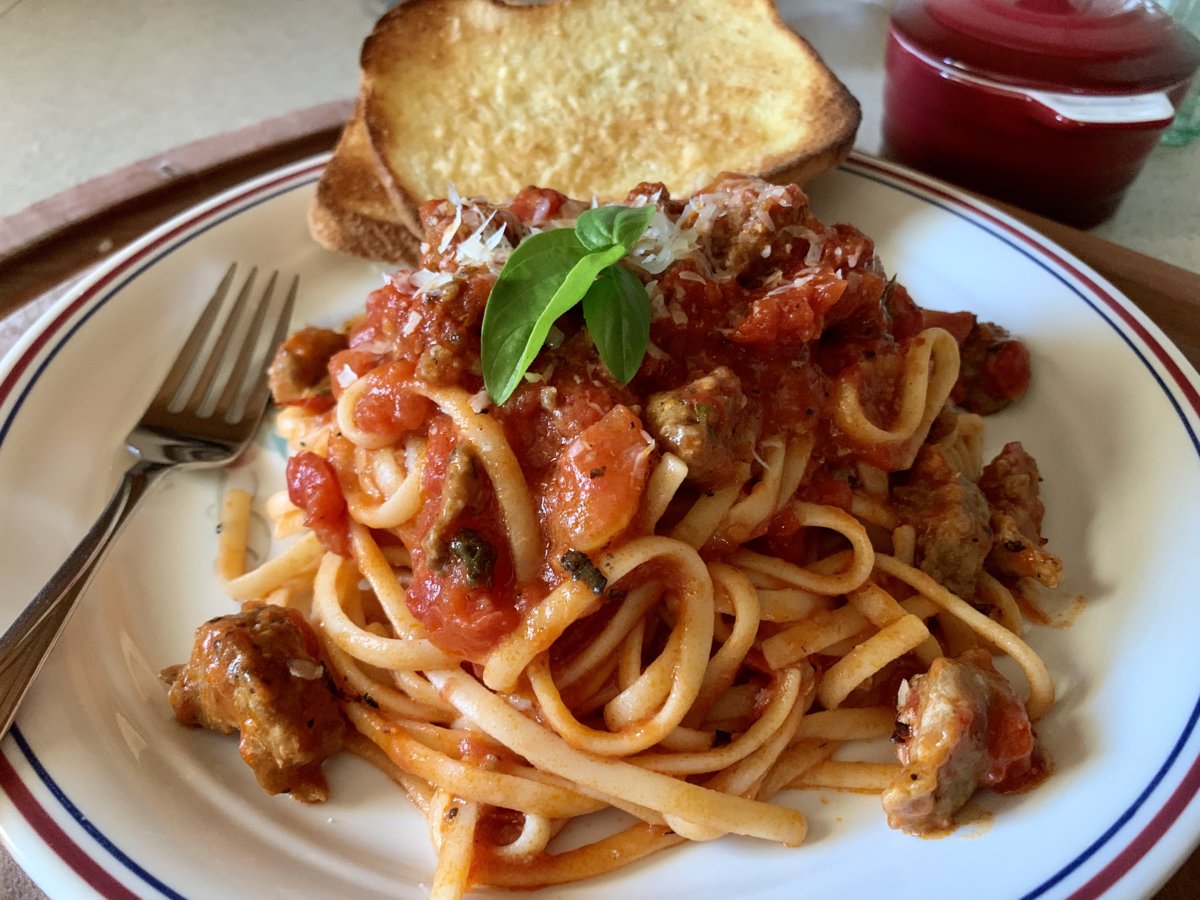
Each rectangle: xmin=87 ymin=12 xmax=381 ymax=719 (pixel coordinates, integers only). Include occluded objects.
xmin=581 ymin=264 xmax=650 ymax=386
xmin=481 ymin=230 xmax=626 ymax=404
xmin=481 ymin=205 xmax=658 ymax=404
xmin=575 ymin=204 xmax=656 ymax=253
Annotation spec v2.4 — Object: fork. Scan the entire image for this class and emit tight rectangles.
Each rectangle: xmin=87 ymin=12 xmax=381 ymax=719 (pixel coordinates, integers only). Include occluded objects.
xmin=0 ymin=263 xmax=296 ymax=740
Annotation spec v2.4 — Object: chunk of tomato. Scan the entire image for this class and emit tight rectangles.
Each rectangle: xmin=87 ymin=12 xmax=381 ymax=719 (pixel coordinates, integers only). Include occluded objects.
xmin=286 ymin=451 xmax=350 ymax=556
xmin=545 ymin=405 xmax=653 ymax=553
xmin=351 ymin=360 xmax=433 ymax=439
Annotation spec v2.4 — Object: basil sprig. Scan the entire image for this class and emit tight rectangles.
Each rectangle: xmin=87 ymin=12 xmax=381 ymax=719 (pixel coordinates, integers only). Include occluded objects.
xmin=481 ymin=204 xmax=655 ymax=404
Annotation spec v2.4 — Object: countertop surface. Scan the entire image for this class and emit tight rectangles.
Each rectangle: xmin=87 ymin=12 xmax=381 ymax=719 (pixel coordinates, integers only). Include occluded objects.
xmin=2 ymin=0 xmax=1197 ymax=272
xmin=0 ymin=1 xmax=1197 ymax=898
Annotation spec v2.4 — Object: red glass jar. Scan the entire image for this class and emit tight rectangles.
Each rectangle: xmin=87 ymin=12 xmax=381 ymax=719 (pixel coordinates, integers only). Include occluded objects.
xmin=883 ymin=0 xmax=1200 ymax=226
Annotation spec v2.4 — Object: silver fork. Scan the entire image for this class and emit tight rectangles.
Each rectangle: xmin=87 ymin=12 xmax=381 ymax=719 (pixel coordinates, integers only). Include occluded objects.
xmin=0 ymin=263 xmax=296 ymax=739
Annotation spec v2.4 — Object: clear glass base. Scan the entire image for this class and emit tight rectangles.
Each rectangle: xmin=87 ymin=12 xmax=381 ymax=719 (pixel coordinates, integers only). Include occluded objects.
xmin=1158 ymin=0 xmax=1200 ymax=145
xmin=1162 ymin=91 xmax=1200 ymax=146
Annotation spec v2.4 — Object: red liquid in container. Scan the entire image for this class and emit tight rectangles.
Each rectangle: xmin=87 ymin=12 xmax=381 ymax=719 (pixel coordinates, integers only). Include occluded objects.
xmin=883 ymin=0 xmax=1200 ymax=226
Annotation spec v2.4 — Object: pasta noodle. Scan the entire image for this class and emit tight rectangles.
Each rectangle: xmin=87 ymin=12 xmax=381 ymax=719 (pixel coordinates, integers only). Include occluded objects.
xmin=163 ymin=174 xmax=1066 ymax=896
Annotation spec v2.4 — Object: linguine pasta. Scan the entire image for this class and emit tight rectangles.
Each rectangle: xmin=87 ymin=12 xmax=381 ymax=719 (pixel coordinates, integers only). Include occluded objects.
xmin=169 ymin=173 xmax=1064 ymax=897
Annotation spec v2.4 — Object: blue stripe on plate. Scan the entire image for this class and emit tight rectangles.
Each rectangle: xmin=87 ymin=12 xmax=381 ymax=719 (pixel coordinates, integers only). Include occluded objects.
xmin=842 ymin=160 xmax=1200 ymax=897
xmin=5 ymin=158 xmax=1199 ymax=899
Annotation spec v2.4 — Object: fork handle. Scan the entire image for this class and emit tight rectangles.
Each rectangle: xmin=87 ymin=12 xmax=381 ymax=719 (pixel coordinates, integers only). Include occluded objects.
xmin=0 ymin=459 xmax=169 ymax=740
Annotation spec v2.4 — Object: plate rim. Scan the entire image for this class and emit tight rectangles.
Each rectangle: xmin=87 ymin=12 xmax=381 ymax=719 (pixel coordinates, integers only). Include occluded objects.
xmin=0 ymin=150 xmax=1198 ymax=899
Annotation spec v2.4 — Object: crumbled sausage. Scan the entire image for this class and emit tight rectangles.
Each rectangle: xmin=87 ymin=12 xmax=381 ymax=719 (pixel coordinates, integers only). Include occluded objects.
xmin=162 ymin=605 xmax=344 ymax=802
xmin=979 ymin=442 xmax=1062 ymax=587
xmin=267 ymin=327 xmax=347 ymax=408
xmin=423 ymin=446 xmax=480 ymax=567
xmin=680 ymin=173 xmax=812 ymax=279
xmin=882 ymin=651 xmax=1035 ymax=834
xmin=644 ymin=367 xmax=754 ymax=487
xmin=954 ymin=321 xmax=1031 ymax=415
xmin=894 ymin=445 xmax=992 ymax=599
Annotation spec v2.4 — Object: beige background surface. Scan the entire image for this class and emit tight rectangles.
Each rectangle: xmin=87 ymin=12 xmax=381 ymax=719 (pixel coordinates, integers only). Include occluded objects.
xmin=0 ymin=1 xmax=1197 ymax=897
xmin=1 ymin=0 xmax=1197 ymax=271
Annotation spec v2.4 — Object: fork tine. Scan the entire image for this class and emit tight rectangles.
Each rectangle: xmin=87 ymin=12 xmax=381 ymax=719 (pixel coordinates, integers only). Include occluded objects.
xmin=238 ymin=274 xmax=299 ymax=424
xmin=180 ymin=267 xmax=259 ymax=413
xmin=212 ymin=271 xmax=278 ymax=422
xmin=153 ymin=263 xmax=237 ymax=407
xmin=0 ymin=265 xmax=299 ymax=745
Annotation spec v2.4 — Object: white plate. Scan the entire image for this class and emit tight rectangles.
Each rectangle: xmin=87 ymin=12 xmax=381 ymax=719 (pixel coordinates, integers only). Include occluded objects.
xmin=1 ymin=154 xmax=1198 ymax=899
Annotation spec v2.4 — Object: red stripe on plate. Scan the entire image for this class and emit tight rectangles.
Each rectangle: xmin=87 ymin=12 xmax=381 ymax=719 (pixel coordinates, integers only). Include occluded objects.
xmin=850 ymin=157 xmax=1200 ymax=419
xmin=1067 ymin=263 xmax=1200 ymax=416
xmin=851 ymin=155 xmax=1200 ymax=897
xmin=1071 ymin=753 xmax=1200 ymax=898
xmin=0 ymin=159 xmax=323 ymax=897
xmin=0 ymin=750 xmax=139 ymax=900
xmin=0 ymin=160 xmax=325 ymax=413
xmin=6 ymin=153 xmax=1200 ymax=899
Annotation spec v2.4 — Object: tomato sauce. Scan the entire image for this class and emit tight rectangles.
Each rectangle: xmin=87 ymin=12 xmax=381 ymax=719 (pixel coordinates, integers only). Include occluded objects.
xmin=286 ymin=452 xmax=351 ymax=557
xmin=348 ymin=360 xmax=433 ymax=439
xmin=544 ymin=405 xmax=653 ymax=555
xmin=280 ymin=175 xmax=1030 ymax=659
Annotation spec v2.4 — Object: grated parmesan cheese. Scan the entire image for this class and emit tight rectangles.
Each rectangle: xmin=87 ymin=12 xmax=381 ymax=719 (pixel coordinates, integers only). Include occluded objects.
xmin=383 ymin=269 xmax=417 ymax=291
xmin=779 ymin=224 xmax=825 ymax=267
xmin=438 ymin=184 xmax=465 ymax=253
xmin=288 ymin=659 xmax=324 ymax=681
xmin=468 ymin=388 xmax=492 ymax=413
xmin=354 ymin=338 xmax=393 ymax=356
xmin=647 ymin=280 xmax=668 ymax=322
xmin=763 ymin=271 xmax=816 ymax=299
xmin=629 ymin=206 xmax=699 ymax=275
xmin=401 ymin=310 xmax=423 ymax=336
xmin=454 ymin=211 xmax=513 ymax=269
xmin=411 ymin=268 xmax=455 ymax=294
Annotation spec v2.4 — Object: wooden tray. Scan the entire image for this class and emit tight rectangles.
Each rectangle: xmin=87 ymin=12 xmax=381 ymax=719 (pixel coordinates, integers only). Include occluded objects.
xmin=0 ymin=104 xmax=1198 ymax=900
xmin=2 ymin=100 xmax=1198 ymax=370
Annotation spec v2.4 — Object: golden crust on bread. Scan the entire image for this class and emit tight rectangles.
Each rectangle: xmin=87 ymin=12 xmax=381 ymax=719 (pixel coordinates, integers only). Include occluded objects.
xmin=307 ymin=101 xmax=422 ymax=262
xmin=310 ymin=0 xmax=860 ymax=263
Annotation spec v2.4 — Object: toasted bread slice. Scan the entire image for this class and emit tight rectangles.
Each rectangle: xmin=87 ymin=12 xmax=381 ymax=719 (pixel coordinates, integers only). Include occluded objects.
xmin=308 ymin=100 xmax=422 ymax=262
xmin=310 ymin=0 xmax=859 ymax=262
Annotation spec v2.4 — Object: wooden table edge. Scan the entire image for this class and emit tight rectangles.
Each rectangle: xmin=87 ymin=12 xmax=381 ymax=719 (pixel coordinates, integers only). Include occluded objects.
xmin=0 ymin=99 xmax=352 ymax=316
